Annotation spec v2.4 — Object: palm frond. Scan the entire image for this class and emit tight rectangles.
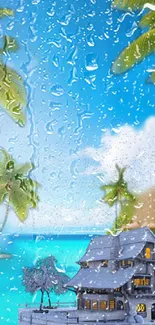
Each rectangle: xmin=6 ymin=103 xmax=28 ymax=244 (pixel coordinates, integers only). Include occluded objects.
xmin=103 ymin=189 xmax=118 ymax=206
xmin=139 ymin=11 xmax=155 ymax=29
xmin=15 ymin=162 xmax=33 ymax=175
xmin=0 ymin=64 xmax=27 ymax=126
xmin=112 ymin=0 xmax=155 ymax=11
xmin=0 ymin=148 xmax=12 ymax=162
xmin=0 ymin=8 xmax=14 ymax=18
xmin=10 ymin=183 xmax=32 ymax=221
xmin=124 ymin=191 xmax=135 ymax=201
xmin=0 ymin=186 xmax=7 ymax=203
xmin=3 ymin=36 xmax=19 ymax=53
xmin=112 ymin=29 xmax=155 ymax=75
xmin=100 ymin=184 xmax=115 ymax=191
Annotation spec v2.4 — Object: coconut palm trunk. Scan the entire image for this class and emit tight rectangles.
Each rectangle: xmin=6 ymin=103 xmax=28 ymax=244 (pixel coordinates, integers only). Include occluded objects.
xmin=115 ymin=200 xmax=118 ymax=232
xmin=0 ymin=200 xmax=10 ymax=234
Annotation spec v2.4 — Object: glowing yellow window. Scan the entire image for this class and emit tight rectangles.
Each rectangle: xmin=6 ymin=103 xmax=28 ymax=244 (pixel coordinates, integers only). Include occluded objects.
xmin=100 ymin=301 xmax=107 ymax=310
xmin=101 ymin=260 xmax=108 ymax=267
xmin=134 ymin=278 xmax=141 ymax=286
xmin=85 ymin=300 xmax=91 ymax=309
xmin=115 ymin=288 xmax=121 ymax=292
xmin=136 ymin=304 xmax=146 ymax=312
xmin=92 ymin=300 xmax=98 ymax=310
xmin=121 ymin=260 xmax=131 ymax=267
xmin=145 ymin=247 xmax=151 ymax=259
xmin=109 ymin=300 xmax=115 ymax=310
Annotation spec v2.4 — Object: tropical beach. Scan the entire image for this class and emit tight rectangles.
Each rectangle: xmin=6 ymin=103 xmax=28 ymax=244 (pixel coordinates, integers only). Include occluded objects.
xmin=1 ymin=0 xmax=155 ymax=324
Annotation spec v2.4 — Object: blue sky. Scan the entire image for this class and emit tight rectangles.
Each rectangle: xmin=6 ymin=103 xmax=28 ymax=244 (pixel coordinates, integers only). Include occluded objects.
xmin=0 ymin=0 xmax=155 ymax=233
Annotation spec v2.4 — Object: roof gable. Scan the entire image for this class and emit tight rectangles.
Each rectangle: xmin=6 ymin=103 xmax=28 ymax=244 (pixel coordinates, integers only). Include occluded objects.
xmin=78 ymin=227 xmax=155 ymax=263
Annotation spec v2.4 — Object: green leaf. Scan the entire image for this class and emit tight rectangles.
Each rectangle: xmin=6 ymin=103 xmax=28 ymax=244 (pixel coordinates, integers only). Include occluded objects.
xmin=100 ymin=184 xmax=115 ymax=191
xmin=112 ymin=29 xmax=155 ymax=75
xmin=0 ymin=8 xmax=14 ymax=18
xmin=15 ymin=162 xmax=33 ymax=175
xmin=3 ymin=36 xmax=19 ymax=53
xmin=0 ymin=64 xmax=27 ymax=126
xmin=6 ymin=160 xmax=14 ymax=171
xmin=103 ymin=189 xmax=118 ymax=206
xmin=0 ymin=148 xmax=12 ymax=162
xmin=139 ymin=11 xmax=155 ymax=29
xmin=0 ymin=186 xmax=7 ymax=203
xmin=10 ymin=183 xmax=30 ymax=221
xmin=123 ymin=190 xmax=135 ymax=201
xmin=112 ymin=0 xmax=155 ymax=11
xmin=0 ymin=149 xmax=12 ymax=177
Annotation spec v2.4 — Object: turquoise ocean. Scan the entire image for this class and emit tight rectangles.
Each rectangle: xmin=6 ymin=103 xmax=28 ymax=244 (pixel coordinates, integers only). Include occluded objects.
xmin=0 ymin=234 xmax=90 ymax=325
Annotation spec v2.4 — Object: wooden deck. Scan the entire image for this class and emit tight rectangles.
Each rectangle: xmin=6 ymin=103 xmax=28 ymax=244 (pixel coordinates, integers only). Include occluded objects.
xmin=18 ymin=306 xmax=154 ymax=325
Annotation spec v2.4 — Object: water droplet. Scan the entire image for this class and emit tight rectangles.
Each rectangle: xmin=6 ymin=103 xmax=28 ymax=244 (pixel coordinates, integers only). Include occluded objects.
xmin=67 ymin=47 xmax=78 ymax=66
xmin=52 ymin=54 xmax=59 ymax=68
xmin=68 ymin=67 xmax=78 ymax=85
xmin=49 ymin=102 xmax=62 ymax=111
xmin=85 ymin=53 xmax=98 ymax=71
xmin=87 ymin=34 xmax=95 ymax=47
xmin=48 ymin=38 xmax=61 ymax=48
xmin=32 ymin=0 xmax=40 ymax=4
xmin=58 ymin=13 xmax=72 ymax=26
xmin=84 ymin=72 xmax=96 ymax=89
xmin=87 ymin=23 xmax=94 ymax=31
xmin=58 ymin=126 xmax=65 ymax=137
xmin=90 ymin=0 xmax=96 ymax=4
xmin=88 ymin=10 xmax=96 ymax=17
xmin=50 ymin=172 xmax=57 ymax=178
xmin=46 ymin=121 xmax=54 ymax=134
xmin=51 ymin=84 xmax=65 ymax=96
xmin=47 ymin=7 xmax=55 ymax=17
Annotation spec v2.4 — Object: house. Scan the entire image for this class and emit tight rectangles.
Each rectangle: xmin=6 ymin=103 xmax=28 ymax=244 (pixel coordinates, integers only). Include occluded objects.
xmin=66 ymin=227 xmax=155 ymax=323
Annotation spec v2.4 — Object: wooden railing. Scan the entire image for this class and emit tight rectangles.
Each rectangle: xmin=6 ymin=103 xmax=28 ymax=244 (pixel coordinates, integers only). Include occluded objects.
xmin=18 ymin=301 xmax=77 ymax=308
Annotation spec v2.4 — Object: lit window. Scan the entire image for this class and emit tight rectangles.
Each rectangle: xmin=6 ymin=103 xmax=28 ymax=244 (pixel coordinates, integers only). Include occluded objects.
xmin=134 ymin=277 xmax=150 ymax=286
xmin=121 ymin=260 xmax=132 ymax=267
xmin=101 ymin=260 xmax=108 ymax=267
xmin=136 ymin=304 xmax=146 ymax=313
xmin=145 ymin=247 xmax=151 ymax=259
xmin=85 ymin=300 xmax=91 ymax=309
xmin=100 ymin=301 xmax=107 ymax=310
xmin=114 ymin=287 xmax=121 ymax=292
xmin=92 ymin=300 xmax=98 ymax=310
xmin=109 ymin=300 xmax=115 ymax=310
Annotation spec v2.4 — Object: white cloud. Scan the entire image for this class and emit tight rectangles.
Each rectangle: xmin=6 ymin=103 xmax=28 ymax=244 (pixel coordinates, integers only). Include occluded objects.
xmin=81 ymin=116 xmax=155 ymax=193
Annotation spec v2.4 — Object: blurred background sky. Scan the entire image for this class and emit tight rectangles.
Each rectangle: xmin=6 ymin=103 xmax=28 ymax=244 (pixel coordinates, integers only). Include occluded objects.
xmin=0 ymin=0 xmax=155 ymax=233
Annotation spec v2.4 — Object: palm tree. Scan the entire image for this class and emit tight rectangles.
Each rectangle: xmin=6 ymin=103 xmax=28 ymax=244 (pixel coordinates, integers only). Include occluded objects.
xmin=0 ymin=8 xmax=27 ymax=126
xmin=0 ymin=148 xmax=39 ymax=234
xmin=112 ymin=0 xmax=155 ymax=84
xmin=100 ymin=164 xmax=135 ymax=232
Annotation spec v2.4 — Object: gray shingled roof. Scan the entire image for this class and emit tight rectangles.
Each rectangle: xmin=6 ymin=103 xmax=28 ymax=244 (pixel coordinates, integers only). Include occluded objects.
xmin=79 ymin=242 xmax=146 ymax=262
xmin=66 ymin=265 xmax=139 ymax=289
xmin=79 ymin=227 xmax=155 ymax=263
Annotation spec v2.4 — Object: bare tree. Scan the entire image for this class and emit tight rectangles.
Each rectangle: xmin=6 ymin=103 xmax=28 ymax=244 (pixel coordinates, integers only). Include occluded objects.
xmin=22 ymin=255 xmax=70 ymax=311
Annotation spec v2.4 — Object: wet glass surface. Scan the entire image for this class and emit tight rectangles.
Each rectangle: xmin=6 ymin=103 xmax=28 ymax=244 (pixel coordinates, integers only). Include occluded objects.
xmin=0 ymin=0 xmax=155 ymax=323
